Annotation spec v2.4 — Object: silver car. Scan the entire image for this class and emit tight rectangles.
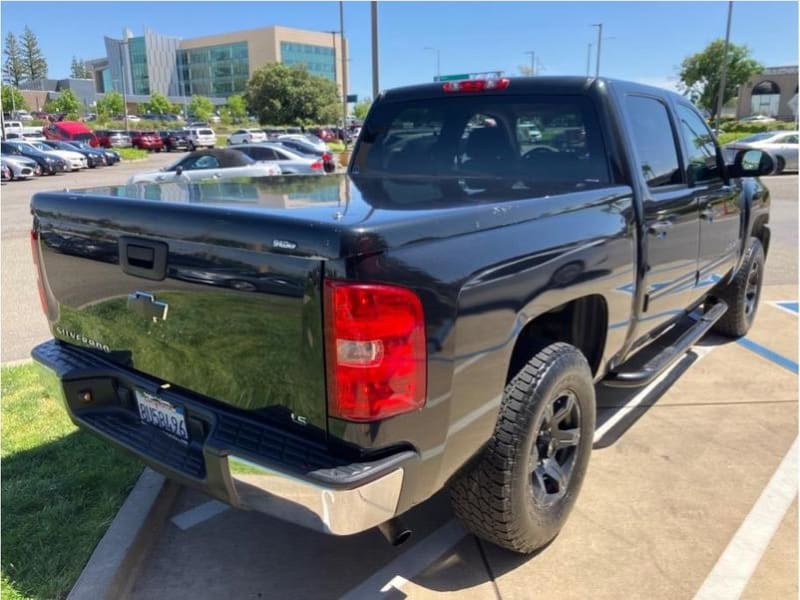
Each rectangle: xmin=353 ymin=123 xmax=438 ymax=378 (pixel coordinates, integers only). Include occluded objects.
xmin=724 ymin=131 xmax=798 ymax=174
xmin=2 ymin=155 xmax=39 ymax=179
xmin=234 ymin=143 xmax=325 ymax=174
xmin=127 ymin=148 xmax=281 ymax=184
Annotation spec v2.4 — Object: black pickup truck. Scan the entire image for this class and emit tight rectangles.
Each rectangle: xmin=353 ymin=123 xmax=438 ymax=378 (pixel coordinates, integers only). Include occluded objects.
xmin=31 ymin=77 xmax=773 ymax=553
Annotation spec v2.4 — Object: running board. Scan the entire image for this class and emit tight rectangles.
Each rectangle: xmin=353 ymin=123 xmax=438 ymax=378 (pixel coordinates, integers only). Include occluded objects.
xmin=604 ymin=301 xmax=728 ymax=388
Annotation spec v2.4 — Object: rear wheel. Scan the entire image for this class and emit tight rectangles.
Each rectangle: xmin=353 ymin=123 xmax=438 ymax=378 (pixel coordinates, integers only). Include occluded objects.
xmin=775 ymin=156 xmax=786 ymax=175
xmin=450 ymin=342 xmax=595 ymax=553
xmin=711 ymin=238 xmax=765 ymax=337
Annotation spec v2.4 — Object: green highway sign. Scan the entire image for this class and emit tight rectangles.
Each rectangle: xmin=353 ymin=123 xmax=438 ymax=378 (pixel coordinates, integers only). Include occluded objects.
xmin=434 ymin=71 xmax=504 ymax=83
xmin=434 ymin=74 xmax=470 ymax=82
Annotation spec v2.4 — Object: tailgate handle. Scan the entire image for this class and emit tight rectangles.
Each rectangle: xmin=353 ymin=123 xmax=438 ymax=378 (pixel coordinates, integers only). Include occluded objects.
xmin=119 ymin=236 xmax=168 ymax=281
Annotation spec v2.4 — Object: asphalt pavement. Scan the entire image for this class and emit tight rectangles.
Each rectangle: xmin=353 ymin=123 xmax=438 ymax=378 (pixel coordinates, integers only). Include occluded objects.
xmin=2 ymin=170 xmax=795 ymax=362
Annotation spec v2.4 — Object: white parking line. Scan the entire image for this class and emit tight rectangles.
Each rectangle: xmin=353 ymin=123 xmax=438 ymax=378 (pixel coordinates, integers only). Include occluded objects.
xmin=694 ymin=437 xmax=798 ymax=600
xmin=340 ymin=520 xmax=467 ymax=599
xmin=171 ymin=500 xmax=230 ymax=531
xmin=593 ymin=346 xmax=714 ymax=443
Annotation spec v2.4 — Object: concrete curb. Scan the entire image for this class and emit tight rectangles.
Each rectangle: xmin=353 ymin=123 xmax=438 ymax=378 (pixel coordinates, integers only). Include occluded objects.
xmin=67 ymin=468 xmax=180 ymax=600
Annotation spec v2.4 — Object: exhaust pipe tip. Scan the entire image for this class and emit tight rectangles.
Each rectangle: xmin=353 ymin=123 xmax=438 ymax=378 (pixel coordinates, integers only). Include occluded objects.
xmin=378 ymin=518 xmax=413 ymax=546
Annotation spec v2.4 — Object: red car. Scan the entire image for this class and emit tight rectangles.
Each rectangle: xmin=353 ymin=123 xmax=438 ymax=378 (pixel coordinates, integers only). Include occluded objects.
xmin=42 ymin=121 xmax=99 ymax=147
xmin=131 ymin=131 xmax=164 ymax=152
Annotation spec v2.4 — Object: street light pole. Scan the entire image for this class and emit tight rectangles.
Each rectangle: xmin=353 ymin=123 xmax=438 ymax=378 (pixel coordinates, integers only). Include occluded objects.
xmin=524 ymin=50 xmax=536 ymax=76
xmin=586 ymin=43 xmax=592 ymax=77
xmin=371 ymin=0 xmax=379 ymax=99
xmin=715 ymin=1 xmax=734 ymax=135
xmin=340 ymin=0 xmax=348 ymax=131
xmin=592 ymin=23 xmax=603 ymax=77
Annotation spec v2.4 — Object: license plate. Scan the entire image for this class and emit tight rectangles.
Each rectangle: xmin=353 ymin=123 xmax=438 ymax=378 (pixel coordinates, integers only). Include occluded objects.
xmin=136 ymin=390 xmax=188 ymax=442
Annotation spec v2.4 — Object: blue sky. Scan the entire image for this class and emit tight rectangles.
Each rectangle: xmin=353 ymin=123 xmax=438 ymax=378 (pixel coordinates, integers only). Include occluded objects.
xmin=2 ymin=1 xmax=797 ymax=100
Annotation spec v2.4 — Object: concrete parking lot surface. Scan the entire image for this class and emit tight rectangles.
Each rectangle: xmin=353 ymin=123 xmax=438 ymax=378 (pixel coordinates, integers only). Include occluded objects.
xmin=1 ymin=165 xmax=796 ymax=598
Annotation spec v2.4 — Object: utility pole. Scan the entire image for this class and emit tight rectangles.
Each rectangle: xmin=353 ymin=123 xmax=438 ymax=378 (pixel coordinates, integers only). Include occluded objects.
xmin=371 ymin=0 xmax=379 ymax=99
xmin=715 ymin=1 xmax=734 ymax=135
xmin=525 ymin=50 xmax=536 ymax=76
xmin=423 ymin=47 xmax=440 ymax=79
xmin=592 ymin=23 xmax=603 ymax=77
xmin=586 ymin=43 xmax=592 ymax=77
xmin=340 ymin=1 xmax=348 ymax=131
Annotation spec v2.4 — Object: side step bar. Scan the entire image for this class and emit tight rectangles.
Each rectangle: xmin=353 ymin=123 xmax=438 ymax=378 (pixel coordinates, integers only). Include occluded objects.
xmin=604 ymin=301 xmax=728 ymax=388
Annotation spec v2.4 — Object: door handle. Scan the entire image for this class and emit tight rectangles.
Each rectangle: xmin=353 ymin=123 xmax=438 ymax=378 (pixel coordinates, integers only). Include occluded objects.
xmin=648 ymin=220 xmax=673 ymax=239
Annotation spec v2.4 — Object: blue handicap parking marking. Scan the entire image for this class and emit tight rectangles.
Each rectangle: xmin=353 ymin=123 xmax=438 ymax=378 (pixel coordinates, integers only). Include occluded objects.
xmin=736 ymin=337 xmax=799 ymax=374
xmin=777 ymin=301 xmax=799 ymax=314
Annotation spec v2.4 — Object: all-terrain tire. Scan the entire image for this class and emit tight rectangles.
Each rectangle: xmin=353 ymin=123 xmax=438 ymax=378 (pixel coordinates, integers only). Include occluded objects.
xmin=711 ymin=238 xmax=765 ymax=337
xmin=449 ymin=342 xmax=595 ymax=554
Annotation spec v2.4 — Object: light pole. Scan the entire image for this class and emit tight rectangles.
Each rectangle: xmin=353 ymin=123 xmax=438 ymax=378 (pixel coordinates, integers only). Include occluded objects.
xmin=592 ymin=23 xmax=603 ymax=77
xmin=340 ymin=0 xmax=348 ymax=131
xmin=586 ymin=43 xmax=592 ymax=76
xmin=423 ymin=47 xmax=440 ymax=80
xmin=524 ymin=50 xmax=536 ymax=76
xmin=714 ymin=1 xmax=734 ymax=135
xmin=371 ymin=0 xmax=379 ymax=99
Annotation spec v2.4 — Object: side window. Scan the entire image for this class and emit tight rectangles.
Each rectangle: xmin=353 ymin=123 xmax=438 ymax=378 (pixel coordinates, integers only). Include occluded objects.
xmin=676 ymin=105 xmax=722 ymax=183
xmin=780 ymin=134 xmax=798 ymax=144
xmin=185 ymin=155 xmax=219 ymax=170
xmin=626 ymin=96 xmax=682 ymax=187
xmin=273 ymin=149 xmax=291 ymax=160
xmin=250 ymin=147 xmax=277 ymax=161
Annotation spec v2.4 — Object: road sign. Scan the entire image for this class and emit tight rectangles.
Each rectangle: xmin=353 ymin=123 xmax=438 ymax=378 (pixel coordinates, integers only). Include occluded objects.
xmin=434 ymin=71 xmax=504 ymax=82
xmin=347 ymin=94 xmax=358 ymax=103
xmin=434 ymin=73 xmax=470 ymax=82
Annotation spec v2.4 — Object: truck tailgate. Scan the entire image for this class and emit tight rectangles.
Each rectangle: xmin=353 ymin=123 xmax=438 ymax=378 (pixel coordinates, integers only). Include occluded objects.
xmin=31 ymin=191 xmax=328 ymax=431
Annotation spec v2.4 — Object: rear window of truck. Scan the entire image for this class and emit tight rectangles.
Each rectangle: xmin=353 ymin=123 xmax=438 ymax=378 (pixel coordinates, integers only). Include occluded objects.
xmin=351 ymin=95 xmax=611 ymax=192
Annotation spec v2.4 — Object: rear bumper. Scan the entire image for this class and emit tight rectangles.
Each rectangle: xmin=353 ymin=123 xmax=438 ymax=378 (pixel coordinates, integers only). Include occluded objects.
xmin=32 ymin=339 xmax=413 ymax=536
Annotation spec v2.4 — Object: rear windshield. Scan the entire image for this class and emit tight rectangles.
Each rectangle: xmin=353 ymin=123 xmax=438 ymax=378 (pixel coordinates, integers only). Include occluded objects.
xmin=73 ymin=133 xmax=95 ymax=142
xmin=351 ymin=94 xmax=611 ymax=192
xmin=199 ymin=129 xmax=214 ymax=135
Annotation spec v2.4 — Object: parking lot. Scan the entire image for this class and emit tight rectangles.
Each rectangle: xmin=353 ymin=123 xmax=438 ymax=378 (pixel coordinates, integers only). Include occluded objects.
xmin=1 ymin=164 xmax=796 ymax=598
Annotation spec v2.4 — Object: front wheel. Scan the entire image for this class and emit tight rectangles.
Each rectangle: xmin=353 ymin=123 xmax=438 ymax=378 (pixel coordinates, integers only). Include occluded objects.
xmin=711 ymin=238 xmax=765 ymax=337
xmin=450 ymin=342 xmax=596 ymax=554
xmin=775 ymin=156 xmax=786 ymax=175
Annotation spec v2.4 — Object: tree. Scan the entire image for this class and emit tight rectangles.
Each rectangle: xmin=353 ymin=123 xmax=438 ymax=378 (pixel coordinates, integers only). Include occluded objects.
xmin=48 ymin=89 xmax=82 ymax=116
xmin=21 ymin=26 xmax=47 ymax=81
xmin=353 ymin=98 xmax=372 ymax=121
xmin=96 ymin=90 xmax=124 ymax=119
xmin=142 ymin=92 xmax=173 ymax=116
xmin=70 ymin=56 xmax=90 ymax=79
xmin=3 ymin=32 xmax=25 ymax=86
xmin=188 ymin=95 xmax=214 ymax=121
xmin=679 ymin=40 xmax=762 ymax=119
xmin=246 ymin=63 xmax=339 ymax=125
xmin=2 ymin=85 xmax=28 ymax=112
xmin=226 ymin=94 xmax=248 ymax=121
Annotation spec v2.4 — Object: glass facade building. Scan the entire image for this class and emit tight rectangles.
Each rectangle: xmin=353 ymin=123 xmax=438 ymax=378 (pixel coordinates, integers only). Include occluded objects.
xmin=177 ymin=42 xmax=249 ymax=97
xmin=280 ymin=42 xmax=335 ymax=80
xmin=128 ymin=36 xmax=150 ymax=95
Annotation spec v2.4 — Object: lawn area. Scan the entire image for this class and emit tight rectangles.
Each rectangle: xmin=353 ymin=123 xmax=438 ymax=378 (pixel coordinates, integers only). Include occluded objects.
xmin=117 ymin=147 xmax=150 ymax=161
xmin=1 ymin=364 xmax=142 ymax=600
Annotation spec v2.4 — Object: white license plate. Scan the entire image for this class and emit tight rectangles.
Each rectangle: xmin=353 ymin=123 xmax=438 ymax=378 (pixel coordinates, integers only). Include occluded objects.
xmin=136 ymin=390 xmax=188 ymax=442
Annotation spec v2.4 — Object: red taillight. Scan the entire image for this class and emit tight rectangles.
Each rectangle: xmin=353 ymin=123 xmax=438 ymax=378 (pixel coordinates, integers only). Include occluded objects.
xmin=442 ymin=78 xmax=510 ymax=93
xmin=311 ymin=160 xmax=323 ymax=170
xmin=324 ymin=281 xmax=427 ymax=421
xmin=30 ymin=230 xmax=47 ymax=315
xmin=322 ymin=152 xmax=332 ymax=162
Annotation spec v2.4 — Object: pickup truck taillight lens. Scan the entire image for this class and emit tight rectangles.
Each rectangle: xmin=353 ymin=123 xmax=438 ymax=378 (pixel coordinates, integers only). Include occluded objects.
xmin=324 ymin=281 xmax=426 ymax=421
xmin=30 ymin=230 xmax=47 ymax=315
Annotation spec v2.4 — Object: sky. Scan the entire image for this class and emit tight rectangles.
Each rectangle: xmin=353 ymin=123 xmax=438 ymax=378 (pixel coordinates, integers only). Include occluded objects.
xmin=1 ymin=1 xmax=798 ymax=101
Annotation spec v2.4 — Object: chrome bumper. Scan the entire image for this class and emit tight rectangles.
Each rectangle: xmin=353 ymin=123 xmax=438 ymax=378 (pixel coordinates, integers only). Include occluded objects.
xmin=32 ymin=345 xmax=410 ymax=536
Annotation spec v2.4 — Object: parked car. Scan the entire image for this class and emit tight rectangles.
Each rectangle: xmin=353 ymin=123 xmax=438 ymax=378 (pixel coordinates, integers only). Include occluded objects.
xmin=1 ymin=160 xmax=10 ymax=181
xmin=5 ymin=131 xmax=46 ymax=142
xmin=1 ymin=141 xmax=68 ymax=174
xmin=42 ymin=121 xmax=99 ymax=146
xmin=185 ymin=127 xmax=216 ymax=150
xmin=4 ymin=121 xmax=24 ymax=134
xmin=131 ymin=131 xmax=164 ymax=152
xmin=276 ymin=134 xmax=328 ymax=153
xmin=275 ymin=138 xmax=336 ymax=173
xmin=127 ymin=115 xmax=142 ymax=123
xmin=67 ymin=141 xmax=120 ymax=166
xmin=30 ymin=76 xmax=773 ymax=554
xmin=12 ymin=139 xmax=87 ymax=170
xmin=95 ymin=129 xmax=133 ymax=148
xmin=13 ymin=110 xmax=33 ymax=121
xmin=159 ymin=130 xmax=191 ymax=152
xmin=309 ymin=126 xmax=336 ymax=142
xmin=738 ymin=114 xmax=777 ymax=123
xmin=724 ymin=131 xmax=798 ymax=174
xmin=234 ymin=143 xmax=325 ymax=174
xmin=2 ymin=155 xmax=39 ymax=179
xmin=227 ymin=129 xmax=267 ymax=145
xmin=126 ymin=148 xmax=281 ymax=184
xmin=43 ymin=140 xmax=105 ymax=168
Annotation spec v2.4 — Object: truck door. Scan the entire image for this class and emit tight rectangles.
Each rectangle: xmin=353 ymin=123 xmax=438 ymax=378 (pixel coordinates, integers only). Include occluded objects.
xmin=674 ymin=104 xmax=741 ymax=286
xmin=624 ymin=95 xmax=702 ymax=335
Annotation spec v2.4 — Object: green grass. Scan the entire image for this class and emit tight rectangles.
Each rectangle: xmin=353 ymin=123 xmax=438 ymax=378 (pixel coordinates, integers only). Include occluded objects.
xmin=326 ymin=140 xmax=346 ymax=152
xmin=117 ymin=147 xmax=149 ymax=161
xmin=1 ymin=364 xmax=142 ymax=600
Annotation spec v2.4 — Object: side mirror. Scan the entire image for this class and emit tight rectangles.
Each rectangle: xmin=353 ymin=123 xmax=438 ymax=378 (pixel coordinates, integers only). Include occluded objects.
xmin=728 ymin=149 xmax=774 ymax=178
xmin=175 ymin=165 xmax=184 ymax=176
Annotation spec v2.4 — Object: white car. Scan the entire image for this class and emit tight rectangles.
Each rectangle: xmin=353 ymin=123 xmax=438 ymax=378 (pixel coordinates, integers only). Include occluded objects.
xmin=5 ymin=121 xmax=24 ymax=134
xmin=739 ymin=115 xmax=777 ymax=123
xmin=2 ymin=155 xmax=39 ymax=179
xmin=724 ymin=130 xmax=799 ymax=174
xmin=127 ymin=148 xmax=281 ymax=184
xmin=185 ymin=128 xmax=217 ymax=150
xmin=18 ymin=140 xmax=88 ymax=170
xmin=276 ymin=134 xmax=328 ymax=153
xmin=127 ymin=115 xmax=142 ymax=123
xmin=5 ymin=131 xmax=46 ymax=142
xmin=14 ymin=110 xmax=33 ymax=121
xmin=227 ymin=129 xmax=267 ymax=145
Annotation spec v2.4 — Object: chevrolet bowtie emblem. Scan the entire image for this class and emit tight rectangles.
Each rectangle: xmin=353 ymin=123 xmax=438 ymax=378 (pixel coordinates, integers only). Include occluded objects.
xmin=127 ymin=291 xmax=169 ymax=322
